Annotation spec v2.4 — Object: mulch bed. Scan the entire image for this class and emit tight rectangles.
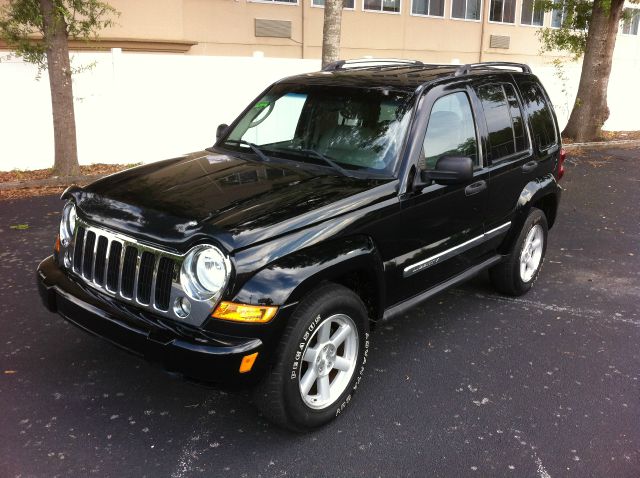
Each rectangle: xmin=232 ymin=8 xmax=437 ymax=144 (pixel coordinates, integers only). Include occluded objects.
xmin=0 ymin=164 xmax=138 ymax=201
xmin=562 ymin=130 xmax=640 ymax=145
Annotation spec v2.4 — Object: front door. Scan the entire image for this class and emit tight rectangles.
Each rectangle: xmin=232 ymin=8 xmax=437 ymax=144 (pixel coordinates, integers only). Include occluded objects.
xmin=384 ymin=87 xmax=489 ymax=306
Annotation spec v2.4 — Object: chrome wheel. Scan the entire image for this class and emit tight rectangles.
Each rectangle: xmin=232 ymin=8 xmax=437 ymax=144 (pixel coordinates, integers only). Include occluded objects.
xmin=519 ymin=224 xmax=544 ymax=282
xmin=298 ymin=314 xmax=359 ymax=410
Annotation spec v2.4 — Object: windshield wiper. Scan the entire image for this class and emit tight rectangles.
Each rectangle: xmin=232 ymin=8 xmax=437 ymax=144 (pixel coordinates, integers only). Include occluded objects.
xmin=297 ymin=148 xmax=357 ymax=179
xmin=223 ymin=139 xmax=273 ymax=163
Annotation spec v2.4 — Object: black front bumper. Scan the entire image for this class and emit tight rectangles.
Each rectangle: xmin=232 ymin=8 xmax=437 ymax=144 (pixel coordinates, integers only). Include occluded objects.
xmin=37 ymin=256 xmax=264 ymax=384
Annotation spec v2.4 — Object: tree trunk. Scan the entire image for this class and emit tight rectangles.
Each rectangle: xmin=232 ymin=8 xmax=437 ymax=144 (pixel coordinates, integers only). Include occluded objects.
xmin=40 ymin=0 xmax=80 ymax=176
xmin=562 ymin=0 xmax=625 ymax=142
xmin=321 ymin=0 xmax=343 ymax=68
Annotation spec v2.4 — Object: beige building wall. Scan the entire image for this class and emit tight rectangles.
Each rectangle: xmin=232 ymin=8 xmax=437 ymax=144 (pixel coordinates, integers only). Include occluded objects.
xmin=2 ymin=0 xmax=638 ymax=64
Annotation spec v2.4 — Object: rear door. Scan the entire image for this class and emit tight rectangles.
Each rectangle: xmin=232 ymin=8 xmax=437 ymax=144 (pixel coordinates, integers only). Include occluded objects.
xmin=470 ymin=78 xmax=536 ymax=233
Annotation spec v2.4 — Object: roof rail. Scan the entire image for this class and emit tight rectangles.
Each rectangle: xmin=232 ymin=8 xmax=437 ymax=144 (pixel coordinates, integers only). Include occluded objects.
xmin=322 ymin=57 xmax=425 ymax=71
xmin=454 ymin=62 xmax=532 ymax=76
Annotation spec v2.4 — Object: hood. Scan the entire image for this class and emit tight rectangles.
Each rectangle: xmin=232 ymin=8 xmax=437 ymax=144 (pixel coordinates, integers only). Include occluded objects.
xmin=70 ymin=151 xmax=394 ymax=252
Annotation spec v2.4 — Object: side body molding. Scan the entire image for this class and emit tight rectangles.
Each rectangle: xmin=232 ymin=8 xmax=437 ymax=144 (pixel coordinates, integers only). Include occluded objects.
xmin=231 ymin=235 xmax=385 ymax=320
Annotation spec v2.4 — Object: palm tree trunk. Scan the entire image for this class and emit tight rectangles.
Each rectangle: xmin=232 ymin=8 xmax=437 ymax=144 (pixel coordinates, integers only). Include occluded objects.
xmin=562 ymin=0 xmax=625 ymax=142
xmin=40 ymin=0 xmax=80 ymax=176
xmin=321 ymin=0 xmax=344 ymax=68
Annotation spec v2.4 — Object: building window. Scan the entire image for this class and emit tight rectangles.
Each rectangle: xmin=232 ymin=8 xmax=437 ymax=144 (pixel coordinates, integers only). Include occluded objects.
xmin=451 ymin=0 xmax=482 ymax=20
xmin=253 ymin=0 xmax=298 ymax=3
xmin=622 ymin=9 xmax=640 ymax=35
xmin=412 ymin=0 xmax=445 ymax=17
xmin=489 ymin=0 xmax=516 ymax=23
xmin=521 ymin=0 xmax=544 ymax=26
xmin=364 ymin=0 xmax=402 ymax=13
xmin=551 ymin=0 xmax=567 ymax=28
xmin=312 ymin=0 xmax=355 ymax=8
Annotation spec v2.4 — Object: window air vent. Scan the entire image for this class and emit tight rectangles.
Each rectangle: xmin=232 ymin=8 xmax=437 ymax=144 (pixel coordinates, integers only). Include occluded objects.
xmin=255 ymin=19 xmax=292 ymax=38
xmin=490 ymin=35 xmax=511 ymax=49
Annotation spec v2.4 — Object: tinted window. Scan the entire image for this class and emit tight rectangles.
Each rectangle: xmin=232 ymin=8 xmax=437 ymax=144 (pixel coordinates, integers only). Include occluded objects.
xmin=421 ymin=92 xmax=478 ymax=169
xmin=476 ymin=83 xmax=528 ymax=161
xmin=504 ymin=84 xmax=528 ymax=152
xmin=519 ymin=82 xmax=558 ymax=151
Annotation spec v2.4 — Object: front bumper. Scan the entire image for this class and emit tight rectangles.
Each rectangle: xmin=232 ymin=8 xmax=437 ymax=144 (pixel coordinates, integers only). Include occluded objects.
xmin=37 ymin=256 xmax=265 ymax=384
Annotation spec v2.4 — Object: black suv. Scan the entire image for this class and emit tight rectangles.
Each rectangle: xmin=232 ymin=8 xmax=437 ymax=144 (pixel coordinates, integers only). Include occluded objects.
xmin=37 ymin=59 xmax=564 ymax=431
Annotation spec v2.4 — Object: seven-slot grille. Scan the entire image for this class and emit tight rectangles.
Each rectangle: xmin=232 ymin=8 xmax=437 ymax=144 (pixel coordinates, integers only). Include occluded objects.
xmin=72 ymin=225 xmax=175 ymax=311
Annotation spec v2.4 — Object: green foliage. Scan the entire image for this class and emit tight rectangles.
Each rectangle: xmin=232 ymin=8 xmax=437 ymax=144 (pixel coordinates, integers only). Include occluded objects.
xmin=536 ymin=0 xmax=592 ymax=59
xmin=536 ymin=0 xmax=640 ymax=58
xmin=0 ymin=0 xmax=118 ymax=71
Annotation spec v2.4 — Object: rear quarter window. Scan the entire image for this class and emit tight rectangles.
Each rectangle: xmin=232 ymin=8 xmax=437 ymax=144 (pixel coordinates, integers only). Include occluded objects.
xmin=518 ymin=81 xmax=558 ymax=152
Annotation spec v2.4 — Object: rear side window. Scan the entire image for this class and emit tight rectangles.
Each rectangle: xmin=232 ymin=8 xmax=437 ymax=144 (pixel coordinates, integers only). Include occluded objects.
xmin=519 ymin=82 xmax=558 ymax=152
xmin=421 ymin=92 xmax=479 ymax=169
xmin=475 ymin=83 xmax=528 ymax=162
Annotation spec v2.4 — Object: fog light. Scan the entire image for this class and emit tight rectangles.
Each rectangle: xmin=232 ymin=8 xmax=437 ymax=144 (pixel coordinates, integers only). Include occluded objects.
xmin=173 ymin=297 xmax=191 ymax=318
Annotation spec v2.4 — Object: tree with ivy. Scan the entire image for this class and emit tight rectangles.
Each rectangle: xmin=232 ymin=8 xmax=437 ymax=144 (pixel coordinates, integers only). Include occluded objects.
xmin=538 ymin=0 xmax=638 ymax=141
xmin=0 ymin=0 xmax=118 ymax=176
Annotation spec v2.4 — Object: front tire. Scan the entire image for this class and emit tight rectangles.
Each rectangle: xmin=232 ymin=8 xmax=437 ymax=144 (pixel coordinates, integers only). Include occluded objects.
xmin=490 ymin=208 xmax=548 ymax=296
xmin=253 ymin=283 xmax=370 ymax=431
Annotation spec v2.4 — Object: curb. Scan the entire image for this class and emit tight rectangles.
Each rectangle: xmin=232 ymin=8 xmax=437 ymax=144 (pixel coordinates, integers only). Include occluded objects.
xmin=0 ymin=174 xmax=107 ymax=191
xmin=563 ymin=139 xmax=640 ymax=150
xmin=1 ymin=139 xmax=639 ymax=191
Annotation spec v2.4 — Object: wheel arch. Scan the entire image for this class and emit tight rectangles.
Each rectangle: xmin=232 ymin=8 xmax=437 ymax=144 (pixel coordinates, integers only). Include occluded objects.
xmin=498 ymin=174 xmax=560 ymax=255
xmin=231 ymin=235 xmax=386 ymax=328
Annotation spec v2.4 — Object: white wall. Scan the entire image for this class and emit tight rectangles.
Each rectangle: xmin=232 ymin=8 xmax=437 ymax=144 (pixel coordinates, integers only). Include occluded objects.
xmin=1 ymin=50 xmax=639 ymax=172
xmin=0 ymin=52 xmax=320 ymax=171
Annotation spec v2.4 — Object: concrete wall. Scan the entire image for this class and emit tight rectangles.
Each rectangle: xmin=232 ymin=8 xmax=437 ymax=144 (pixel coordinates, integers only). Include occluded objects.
xmin=1 ymin=48 xmax=639 ymax=171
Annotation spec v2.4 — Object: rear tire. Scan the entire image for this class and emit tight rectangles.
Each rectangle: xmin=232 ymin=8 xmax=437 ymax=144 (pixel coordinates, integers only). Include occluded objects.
xmin=253 ymin=283 xmax=370 ymax=432
xmin=490 ymin=208 xmax=548 ymax=296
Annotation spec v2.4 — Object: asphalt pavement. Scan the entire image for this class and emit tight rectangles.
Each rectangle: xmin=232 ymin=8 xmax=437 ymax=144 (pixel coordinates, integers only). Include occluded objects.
xmin=1 ymin=147 xmax=638 ymax=478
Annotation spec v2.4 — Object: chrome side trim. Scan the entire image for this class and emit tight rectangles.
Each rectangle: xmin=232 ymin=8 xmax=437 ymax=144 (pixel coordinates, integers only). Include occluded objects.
xmin=403 ymin=222 xmax=511 ymax=278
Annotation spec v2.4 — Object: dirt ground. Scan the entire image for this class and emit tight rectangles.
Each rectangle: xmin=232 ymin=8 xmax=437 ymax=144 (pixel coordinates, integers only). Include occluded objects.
xmin=0 ymin=164 xmax=138 ymax=200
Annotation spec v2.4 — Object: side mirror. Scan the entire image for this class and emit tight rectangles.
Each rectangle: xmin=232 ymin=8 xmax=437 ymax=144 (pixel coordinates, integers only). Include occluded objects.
xmin=216 ymin=123 xmax=229 ymax=141
xmin=420 ymin=156 xmax=474 ymax=185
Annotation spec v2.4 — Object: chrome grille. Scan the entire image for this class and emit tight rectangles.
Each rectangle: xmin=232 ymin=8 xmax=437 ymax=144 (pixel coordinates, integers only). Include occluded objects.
xmin=71 ymin=223 xmax=176 ymax=312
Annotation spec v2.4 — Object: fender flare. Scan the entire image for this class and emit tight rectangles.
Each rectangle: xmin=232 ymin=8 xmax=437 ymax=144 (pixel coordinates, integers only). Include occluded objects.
xmin=231 ymin=235 xmax=386 ymax=321
xmin=499 ymin=173 xmax=561 ymax=255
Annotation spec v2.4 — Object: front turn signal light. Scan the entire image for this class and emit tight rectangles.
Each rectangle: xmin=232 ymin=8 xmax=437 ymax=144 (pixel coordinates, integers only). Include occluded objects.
xmin=239 ymin=352 xmax=259 ymax=373
xmin=212 ymin=301 xmax=278 ymax=323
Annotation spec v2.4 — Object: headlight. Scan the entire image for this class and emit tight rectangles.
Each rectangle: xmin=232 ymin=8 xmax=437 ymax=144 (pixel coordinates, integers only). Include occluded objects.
xmin=180 ymin=245 xmax=230 ymax=301
xmin=59 ymin=202 xmax=77 ymax=244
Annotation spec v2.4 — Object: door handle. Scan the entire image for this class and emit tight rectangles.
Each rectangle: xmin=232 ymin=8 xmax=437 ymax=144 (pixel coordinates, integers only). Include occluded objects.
xmin=465 ymin=180 xmax=487 ymax=196
xmin=522 ymin=160 xmax=538 ymax=173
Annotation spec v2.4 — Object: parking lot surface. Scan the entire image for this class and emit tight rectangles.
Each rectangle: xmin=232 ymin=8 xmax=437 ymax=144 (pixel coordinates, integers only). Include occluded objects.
xmin=1 ymin=147 xmax=638 ymax=477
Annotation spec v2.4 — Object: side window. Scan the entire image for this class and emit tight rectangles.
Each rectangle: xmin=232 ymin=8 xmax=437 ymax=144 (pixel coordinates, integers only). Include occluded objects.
xmin=519 ymin=82 xmax=558 ymax=152
xmin=421 ymin=92 xmax=478 ymax=170
xmin=475 ymin=83 xmax=528 ymax=162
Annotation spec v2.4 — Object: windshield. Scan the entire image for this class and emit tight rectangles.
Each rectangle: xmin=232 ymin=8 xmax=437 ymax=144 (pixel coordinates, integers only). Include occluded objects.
xmin=221 ymin=84 xmax=415 ymax=177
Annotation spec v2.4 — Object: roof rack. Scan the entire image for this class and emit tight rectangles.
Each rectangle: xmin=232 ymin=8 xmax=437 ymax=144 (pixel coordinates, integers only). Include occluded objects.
xmin=322 ymin=58 xmax=425 ymax=71
xmin=454 ymin=62 xmax=532 ymax=76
